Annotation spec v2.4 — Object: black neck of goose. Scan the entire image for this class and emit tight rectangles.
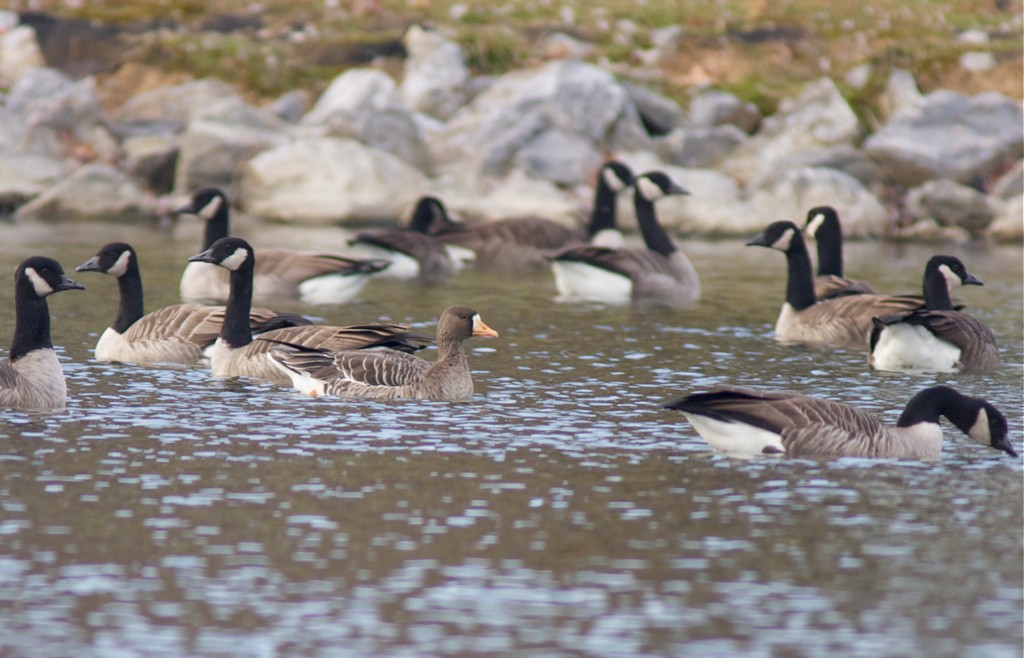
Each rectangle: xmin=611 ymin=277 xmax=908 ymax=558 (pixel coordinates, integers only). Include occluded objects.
xmin=783 ymin=231 xmax=819 ymax=311
xmin=9 ymin=283 xmax=52 ymax=361
xmin=221 ymin=260 xmax=255 ymax=348
xmin=635 ymin=193 xmax=676 ymax=257
xmin=112 ymin=260 xmax=145 ymax=334
xmin=587 ymin=175 xmax=618 ymax=237
xmin=203 ymin=204 xmax=230 ymax=250
xmin=897 ymin=386 xmax=960 ymax=428
xmin=815 ymin=220 xmax=844 ymax=277
xmin=922 ymin=266 xmax=955 ymax=311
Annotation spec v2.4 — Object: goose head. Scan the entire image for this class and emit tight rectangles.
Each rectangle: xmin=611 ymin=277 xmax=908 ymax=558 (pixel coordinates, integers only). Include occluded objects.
xmin=634 ymin=171 xmax=689 ymax=203
xmin=408 ymin=196 xmax=453 ymax=234
xmin=17 ymin=256 xmax=85 ymax=298
xmin=76 ymin=242 xmax=137 ymax=279
xmin=803 ymin=206 xmax=840 ymax=240
xmin=601 ymin=160 xmax=635 ymax=192
xmin=189 ymin=237 xmax=254 ymax=272
xmin=175 ymin=187 xmax=229 ymax=220
xmin=746 ymin=220 xmax=803 ymax=253
xmin=437 ymin=305 xmax=499 ymax=343
xmin=926 ymin=255 xmax=983 ymax=290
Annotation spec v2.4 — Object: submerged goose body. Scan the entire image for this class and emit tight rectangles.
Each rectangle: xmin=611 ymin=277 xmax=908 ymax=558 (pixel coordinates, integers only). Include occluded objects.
xmin=77 ymin=242 xmax=310 ymax=365
xmin=663 ymin=384 xmax=1017 ymax=459
xmin=803 ymin=206 xmax=878 ymax=299
xmin=550 ymin=171 xmax=699 ymax=308
xmin=176 ymin=187 xmax=388 ymax=303
xmin=870 ymin=255 xmax=999 ymax=372
xmin=0 ymin=256 xmax=84 ymax=410
xmin=268 ymin=305 xmax=498 ymax=401
xmin=428 ymin=160 xmax=636 ymax=273
xmin=189 ymin=237 xmax=432 ymax=381
xmin=747 ymin=221 xmax=922 ymax=346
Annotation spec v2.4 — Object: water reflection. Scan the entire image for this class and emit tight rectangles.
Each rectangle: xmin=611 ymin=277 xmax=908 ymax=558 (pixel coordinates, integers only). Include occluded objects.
xmin=0 ymin=222 xmax=1020 ymax=657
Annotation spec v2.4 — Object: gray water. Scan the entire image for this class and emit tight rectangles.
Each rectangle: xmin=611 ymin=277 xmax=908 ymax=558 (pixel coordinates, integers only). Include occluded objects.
xmin=0 ymin=219 xmax=1021 ymax=658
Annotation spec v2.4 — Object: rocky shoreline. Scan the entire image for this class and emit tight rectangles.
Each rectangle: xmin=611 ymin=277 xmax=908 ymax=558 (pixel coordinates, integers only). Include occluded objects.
xmin=1 ymin=12 xmax=1021 ymax=241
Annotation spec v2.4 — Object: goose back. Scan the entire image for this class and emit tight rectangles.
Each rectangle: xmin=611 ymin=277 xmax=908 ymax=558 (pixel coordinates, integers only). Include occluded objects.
xmin=663 ymin=384 xmax=1016 ymax=459
xmin=268 ymin=305 xmax=498 ymax=401
xmin=175 ymin=187 xmax=388 ymax=303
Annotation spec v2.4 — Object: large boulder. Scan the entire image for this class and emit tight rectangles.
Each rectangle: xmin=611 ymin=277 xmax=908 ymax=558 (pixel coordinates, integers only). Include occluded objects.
xmin=3 ymin=67 xmax=107 ymax=159
xmin=106 ymin=78 xmax=241 ymax=135
xmin=399 ymin=25 xmax=470 ymax=121
xmin=14 ymin=162 xmax=159 ymax=223
xmin=174 ymin=96 xmax=289 ymax=197
xmin=748 ymin=166 xmax=889 ymax=237
xmin=904 ymin=179 xmax=1001 ymax=238
xmin=721 ymin=78 xmax=861 ymax=185
xmin=240 ymin=136 xmax=430 ymax=224
xmin=0 ymin=152 xmax=69 ymax=208
xmin=302 ymin=68 xmax=430 ymax=172
xmin=427 ymin=60 xmax=651 ymax=186
xmin=864 ymin=90 xmax=1024 ymax=186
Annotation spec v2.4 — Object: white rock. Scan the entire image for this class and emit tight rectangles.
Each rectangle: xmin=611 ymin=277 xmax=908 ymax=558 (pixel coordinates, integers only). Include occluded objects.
xmin=0 ymin=24 xmax=44 ymax=87
xmin=240 ymin=137 xmax=430 ymax=224
xmin=988 ymin=194 xmax=1023 ymax=242
xmin=14 ymin=163 xmax=159 ymax=223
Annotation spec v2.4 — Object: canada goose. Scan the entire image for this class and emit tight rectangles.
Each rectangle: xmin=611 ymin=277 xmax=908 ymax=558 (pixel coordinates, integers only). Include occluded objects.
xmin=746 ymin=220 xmax=922 ymax=346
xmin=870 ymin=255 xmax=999 ymax=371
xmin=76 ymin=242 xmax=311 ymax=365
xmin=662 ymin=384 xmax=1017 ymax=459
xmin=346 ymin=197 xmax=459 ymax=284
xmin=175 ymin=187 xmax=389 ymax=304
xmin=268 ymin=304 xmax=498 ymax=401
xmin=425 ymin=159 xmax=636 ymax=272
xmin=803 ymin=206 xmax=878 ymax=299
xmin=188 ymin=237 xmax=432 ymax=381
xmin=548 ymin=171 xmax=700 ymax=308
xmin=0 ymin=256 xmax=84 ymax=410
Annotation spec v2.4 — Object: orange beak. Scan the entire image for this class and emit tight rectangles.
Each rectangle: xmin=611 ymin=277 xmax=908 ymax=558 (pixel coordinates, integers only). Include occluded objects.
xmin=473 ymin=318 xmax=499 ymax=339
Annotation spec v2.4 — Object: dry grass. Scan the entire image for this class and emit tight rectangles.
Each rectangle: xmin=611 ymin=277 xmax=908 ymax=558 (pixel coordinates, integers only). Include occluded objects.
xmin=11 ymin=0 xmax=1023 ymax=113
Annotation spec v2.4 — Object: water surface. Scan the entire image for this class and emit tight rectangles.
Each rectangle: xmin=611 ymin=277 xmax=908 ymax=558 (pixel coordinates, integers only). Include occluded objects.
xmin=0 ymin=220 xmax=1021 ymax=657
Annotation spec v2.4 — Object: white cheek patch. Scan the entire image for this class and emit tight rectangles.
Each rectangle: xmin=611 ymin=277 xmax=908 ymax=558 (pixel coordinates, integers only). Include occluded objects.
xmin=938 ymin=264 xmax=961 ymax=290
xmin=805 ymin=212 xmax=826 ymax=238
xmin=219 ymin=247 xmax=250 ymax=271
xmin=108 ymin=250 xmax=132 ymax=278
xmin=471 ymin=314 xmax=482 ymax=331
xmin=199 ymin=195 xmax=223 ymax=220
xmin=772 ymin=228 xmax=795 ymax=252
xmin=603 ymin=167 xmax=628 ymax=192
xmin=635 ymin=176 xmax=663 ymax=202
xmin=968 ymin=407 xmax=990 ymax=444
xmin=25 ymin=267 xmax=54 ymax=297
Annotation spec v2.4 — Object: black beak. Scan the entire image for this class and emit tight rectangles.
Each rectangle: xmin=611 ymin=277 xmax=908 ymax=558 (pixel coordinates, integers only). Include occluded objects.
xmin=746 ymin=232 xmax=770 ymax=247
xmin=963 ymin=273 xmax=984 ymax=286
xmin=188 ymin=248 xmax=217 ymax=264
xmin=57 ymin=274 xmax=85 ymax=292
xmin=75 ymin=256 xmax=103 ymax=273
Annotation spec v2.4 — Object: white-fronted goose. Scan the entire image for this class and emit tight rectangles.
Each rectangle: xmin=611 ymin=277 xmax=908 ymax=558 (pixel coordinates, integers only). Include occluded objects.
xmin=803 ymin=206 xmax=878 ymax=299
xmin=663 ymin=384 xmax=1017 ymax=459
xmin=870 ymin=255 xmax=999 ymax=371
xmin=268 ymin=305 xmax=498 ymax=401
xmin=346 ymin=197 xmax=459 ymax=284
xmin=76 ymin=242 xmax=311 ymax=366
xmin=548 ymin=171 xmax=700 ymax=308
xmin=175 ymin=187 xmax=389 ymax=303
xmin=746 ymin=220 xmax=922 ymax=346
xmin=426 ymin=159 xmax=636 ymax=272
xmin=0 ymin=256 xmax=84 ymax=410
xmin=188 ymin=237 xmax=432 ymax=381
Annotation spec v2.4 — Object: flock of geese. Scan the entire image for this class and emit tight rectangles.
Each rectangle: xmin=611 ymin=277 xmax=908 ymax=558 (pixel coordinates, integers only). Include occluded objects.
xmin=0 ymin=160 xmax=1015 ymax=461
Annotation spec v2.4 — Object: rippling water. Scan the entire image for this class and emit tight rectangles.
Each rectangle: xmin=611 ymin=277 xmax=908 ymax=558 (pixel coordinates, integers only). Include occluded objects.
xmin=0 ymin=220 xmax=1021 ymax=658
